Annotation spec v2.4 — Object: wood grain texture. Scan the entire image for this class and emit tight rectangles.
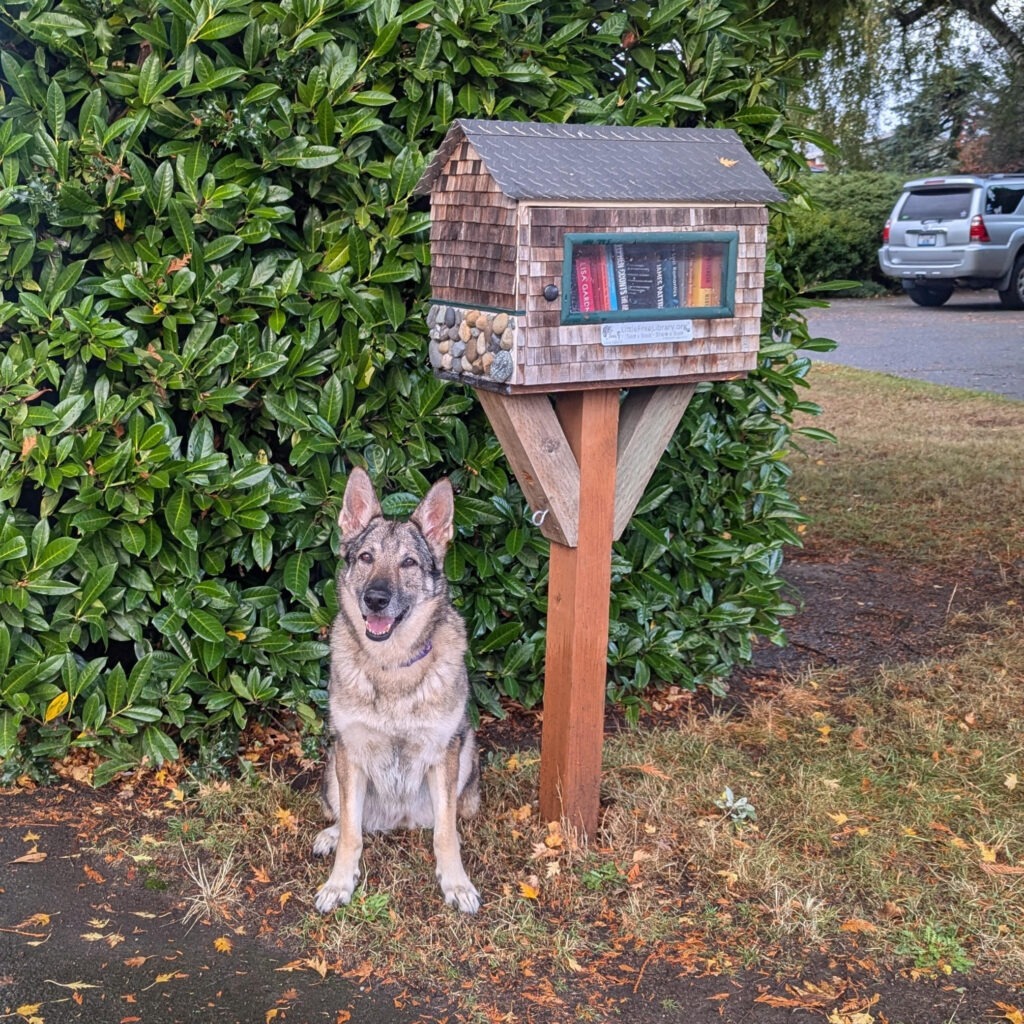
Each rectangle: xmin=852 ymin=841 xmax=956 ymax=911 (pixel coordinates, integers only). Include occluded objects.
xmin=613 ymin=384 xmax=696 ymax=540
xmin=539 ymin=389 xmax=620 ymax=836
xmin=474 ymin=390 xmax=580 ymax=547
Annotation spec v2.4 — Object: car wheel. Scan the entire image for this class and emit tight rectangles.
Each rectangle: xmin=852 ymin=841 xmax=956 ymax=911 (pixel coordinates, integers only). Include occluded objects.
xmin=906 ymin=285 xmax=954 ymax=307
xmin=997 ymin=252 xmax=1024 ymax=309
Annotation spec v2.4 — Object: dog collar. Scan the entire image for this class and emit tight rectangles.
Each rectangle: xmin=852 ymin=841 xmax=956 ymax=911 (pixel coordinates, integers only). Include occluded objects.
xmin=400 ymin=641 xmax=433 ymax=668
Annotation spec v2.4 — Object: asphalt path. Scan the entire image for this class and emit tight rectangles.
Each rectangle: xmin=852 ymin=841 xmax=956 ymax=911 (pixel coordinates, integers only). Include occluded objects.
xmin=803 ymin=293 xmax=1024 ymax=400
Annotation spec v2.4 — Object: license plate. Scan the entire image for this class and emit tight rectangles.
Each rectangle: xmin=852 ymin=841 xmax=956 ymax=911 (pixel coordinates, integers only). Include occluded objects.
xmin=917 ymin=234 xmax=937 ymax=246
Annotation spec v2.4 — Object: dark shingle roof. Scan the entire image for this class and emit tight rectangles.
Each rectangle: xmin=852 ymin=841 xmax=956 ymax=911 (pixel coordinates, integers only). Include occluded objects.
xmin=415 ymin=120 xmax=784 ymax=204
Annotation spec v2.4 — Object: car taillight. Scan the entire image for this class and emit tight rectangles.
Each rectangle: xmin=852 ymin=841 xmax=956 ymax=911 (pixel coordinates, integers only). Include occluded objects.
xmin=970 ymin=215 xmax=990 ymax=242
xmin=882 ymin=219 xmax=890 ymax=244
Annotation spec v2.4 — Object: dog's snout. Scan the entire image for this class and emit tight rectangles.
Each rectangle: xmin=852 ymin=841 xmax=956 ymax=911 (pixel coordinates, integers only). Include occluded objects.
xmin=363 ymin=582 xmax=392 ymax=613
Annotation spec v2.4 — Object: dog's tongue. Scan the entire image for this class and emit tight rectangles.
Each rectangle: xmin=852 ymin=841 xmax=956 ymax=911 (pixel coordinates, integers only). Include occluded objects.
xmin=366 ymin=615 xmax=395 ymax=638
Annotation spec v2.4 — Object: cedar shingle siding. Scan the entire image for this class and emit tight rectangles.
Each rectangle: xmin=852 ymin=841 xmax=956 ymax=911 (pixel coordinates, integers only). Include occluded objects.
xmin=417 ymin=121 xmax=781 ymax=393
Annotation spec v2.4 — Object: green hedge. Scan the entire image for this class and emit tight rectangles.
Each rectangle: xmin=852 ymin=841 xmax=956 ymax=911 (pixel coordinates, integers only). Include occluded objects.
xmin=0 ymin=0 xmax=829 ymax=783
xmin=780 ymin=171 xmax=905 ymax=294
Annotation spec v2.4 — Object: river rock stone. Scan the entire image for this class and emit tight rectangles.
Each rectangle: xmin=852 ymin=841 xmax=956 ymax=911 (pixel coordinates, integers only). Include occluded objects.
xmin=490 ymin=349 xmax=514 ymax=382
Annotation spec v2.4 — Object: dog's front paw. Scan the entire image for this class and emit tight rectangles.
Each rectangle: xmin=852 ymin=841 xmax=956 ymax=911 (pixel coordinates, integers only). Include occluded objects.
xmin=314 ymin=873 xmax=359 ymax=914
xmin=441 ymin=878 xmax=480 ymax=915
xmin=312 ymin=825 xmax=338 ymax=858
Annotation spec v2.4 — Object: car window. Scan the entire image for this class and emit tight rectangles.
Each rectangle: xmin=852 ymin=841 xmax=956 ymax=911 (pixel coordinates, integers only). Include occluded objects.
xmin=898 ymin=188 xmax=973 ymax=221
xmin=984 ymin=185 xmax=1024 ymax=215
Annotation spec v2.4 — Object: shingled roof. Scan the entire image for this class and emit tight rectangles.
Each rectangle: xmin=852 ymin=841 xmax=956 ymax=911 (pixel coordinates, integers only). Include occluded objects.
xmin=415 ymin=119 xmax=784 ymax=204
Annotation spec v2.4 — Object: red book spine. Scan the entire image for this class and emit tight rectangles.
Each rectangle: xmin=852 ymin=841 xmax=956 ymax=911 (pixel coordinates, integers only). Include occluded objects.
xmin=575 ymin=251 xmax=597 ymax=312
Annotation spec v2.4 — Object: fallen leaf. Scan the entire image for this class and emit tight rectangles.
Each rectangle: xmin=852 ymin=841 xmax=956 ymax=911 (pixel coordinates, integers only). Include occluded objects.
xmin=544 ymin=823 xmax=563 ymax=849
xmin=214 ymin=936 xmax=233 ymax=953
xmin=840 ymin=918 xmax=877 ymax=934
xmin=993 ymin=1001 xmax=1024 ymax=1024
xmin=252 ymin=866 xmax=271 ymax=884
xmin=335 ymin=1012 xmax=353 ymax=1024
xmin=123 ymin=956 xmax=150 ymax=967
xmin=976 ymin=840 xmax=999 ymax=864
xmin=10 ymin=913 xmax=50 ymax=930
xmin=22 ymin=832 xmax=41 ymax=842
xmin=265 ymin=1010 xmax=280 ymax=1023
xmin=10 ymin=848 xmax=47 ymax=864
xmin=828 ymin=813 xmax=849 ymax=826
xmin=981 ymin=863 xmax=1024 ymax=876
xmin=519 ymin=880 xmax=540 ymax=900
xmin=274 ymin=808 xmax=298 ymax=832
xmin=848 ymin=726 xmax=869 ymax=749
xmin=1005 ymin=774 xmax=1019 ymax=792
xmin=15 ymin=1004 xmax=42 ymax=1016
xmin=718 ymin=156 xmax=739 ymax=167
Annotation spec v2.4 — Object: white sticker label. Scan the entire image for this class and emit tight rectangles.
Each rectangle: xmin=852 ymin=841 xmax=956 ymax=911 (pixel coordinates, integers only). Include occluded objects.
xmin=600 ymin=320 xmax=694 ymax=346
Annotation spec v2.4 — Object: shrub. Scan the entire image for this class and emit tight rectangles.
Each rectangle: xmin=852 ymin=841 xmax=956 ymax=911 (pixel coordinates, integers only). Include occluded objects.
xmin=780 ymin=171 xmax=905 ymax=294
xmin=0 ymin=0 xmax=827 ymax=782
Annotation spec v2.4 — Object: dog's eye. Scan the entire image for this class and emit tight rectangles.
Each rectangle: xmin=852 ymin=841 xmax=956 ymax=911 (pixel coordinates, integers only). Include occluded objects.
xmin=400 ymin=556 xmax=417 ymax=569
xmin=358 ymin=551 xmax=373 ymax=564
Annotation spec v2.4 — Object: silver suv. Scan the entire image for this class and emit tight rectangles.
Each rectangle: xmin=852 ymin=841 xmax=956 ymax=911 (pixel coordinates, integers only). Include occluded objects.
xmin=878 ymin=174 xmax=1024 ymax=308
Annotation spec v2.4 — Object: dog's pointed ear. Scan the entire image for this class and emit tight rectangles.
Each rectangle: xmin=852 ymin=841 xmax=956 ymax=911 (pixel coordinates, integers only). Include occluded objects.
xmin=411 ymin=478 xmax=455 ymax=561
xmin=339 ymin=467 xmax=381 ymax=538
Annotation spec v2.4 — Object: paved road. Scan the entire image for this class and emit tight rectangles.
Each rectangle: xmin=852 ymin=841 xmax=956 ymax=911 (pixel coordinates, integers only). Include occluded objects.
xmin=803 ymin=293 xmax=1024 ymax=400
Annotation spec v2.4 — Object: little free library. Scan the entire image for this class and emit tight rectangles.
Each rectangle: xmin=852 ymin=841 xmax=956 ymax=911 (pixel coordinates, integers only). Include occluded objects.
xmin=416 ymin=119 xmax=782 ymax=394
xmin=416 ymin=120 xmax=782 ymax=834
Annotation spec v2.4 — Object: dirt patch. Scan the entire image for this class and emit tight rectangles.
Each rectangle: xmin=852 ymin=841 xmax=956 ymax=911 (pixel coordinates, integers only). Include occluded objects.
xmin=741 ymin=544 xmax=1018 ymax=676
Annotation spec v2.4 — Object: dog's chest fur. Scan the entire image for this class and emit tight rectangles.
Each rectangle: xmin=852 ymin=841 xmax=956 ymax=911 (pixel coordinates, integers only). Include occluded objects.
xmin=327 ymin=608 xmax=470 ymax=817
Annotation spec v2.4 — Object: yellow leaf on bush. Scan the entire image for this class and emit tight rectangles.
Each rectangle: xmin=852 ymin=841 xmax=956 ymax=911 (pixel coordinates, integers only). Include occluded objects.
xmin=45 ymin=692 xmax=69 ymax=722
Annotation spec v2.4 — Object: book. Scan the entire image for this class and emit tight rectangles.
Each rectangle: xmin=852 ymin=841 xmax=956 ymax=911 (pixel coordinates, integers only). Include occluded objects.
xmin=573 ymin=246 xmax=599 ymax=313
xmin=605 ymin=247 xmax=619 ymax=311
xmin=660 ymin=248 xmax=679 ymax=308
xmin=621 ymin=244 xmax=660 ymax=309
xmin=613 ymin=244 xmax=629 ymax=311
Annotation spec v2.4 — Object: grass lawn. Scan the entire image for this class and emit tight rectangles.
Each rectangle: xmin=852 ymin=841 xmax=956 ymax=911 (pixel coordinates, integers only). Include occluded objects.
xmin=117 ymin=365 xmax=1024 ymax=1022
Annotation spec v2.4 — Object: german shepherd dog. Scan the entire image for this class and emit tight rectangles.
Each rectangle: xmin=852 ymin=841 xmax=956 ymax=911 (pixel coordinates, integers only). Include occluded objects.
xmin=312 ymin=467 xmax=481 ymax=914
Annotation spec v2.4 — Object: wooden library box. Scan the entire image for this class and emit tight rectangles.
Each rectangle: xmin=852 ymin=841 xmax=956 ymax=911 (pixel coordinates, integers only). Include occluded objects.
xmin=415 ymin=120 xmax=783 ymax=394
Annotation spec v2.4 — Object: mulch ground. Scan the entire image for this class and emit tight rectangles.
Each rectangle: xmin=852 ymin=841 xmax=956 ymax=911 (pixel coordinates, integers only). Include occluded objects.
xmin=2 ymin=544 xmax=1022 ymax=1024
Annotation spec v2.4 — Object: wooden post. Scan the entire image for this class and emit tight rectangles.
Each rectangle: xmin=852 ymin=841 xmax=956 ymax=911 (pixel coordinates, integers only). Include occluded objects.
xmin=538 ymin=389 xmax=620 ymax=836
